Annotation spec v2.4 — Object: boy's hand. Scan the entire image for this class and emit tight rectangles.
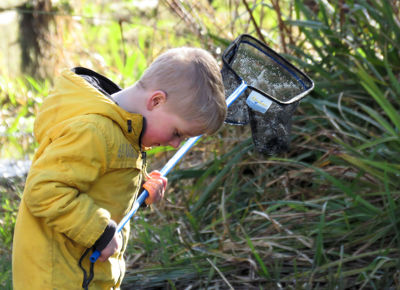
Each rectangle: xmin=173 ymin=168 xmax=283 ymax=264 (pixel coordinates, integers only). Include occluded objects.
xmin=98 ymin=233 xmax=122 ymax=262
xmin=143 ymin=170 xmax=168 ymax=205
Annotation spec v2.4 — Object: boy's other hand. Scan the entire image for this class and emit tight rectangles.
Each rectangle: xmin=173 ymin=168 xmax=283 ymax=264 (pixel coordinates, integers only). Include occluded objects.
xmin=98 ymin=233 xmax=122 ymax=262
xmin=143 ymin=170 xmax=168 ymax=205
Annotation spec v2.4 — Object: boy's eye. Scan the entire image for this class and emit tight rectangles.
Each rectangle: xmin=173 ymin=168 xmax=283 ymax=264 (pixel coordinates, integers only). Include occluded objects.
xmin=174 ymin=131 xmax=188 ymax=142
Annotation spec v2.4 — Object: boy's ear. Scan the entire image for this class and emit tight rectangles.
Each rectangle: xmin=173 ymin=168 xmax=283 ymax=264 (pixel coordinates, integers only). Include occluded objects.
xmin=147 ymin=90 xmax=167 ymax=110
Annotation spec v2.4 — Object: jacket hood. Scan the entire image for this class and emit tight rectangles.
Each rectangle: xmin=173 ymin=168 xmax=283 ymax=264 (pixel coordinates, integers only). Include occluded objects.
xmin=35 ymin=68 xmax=143 ymax=148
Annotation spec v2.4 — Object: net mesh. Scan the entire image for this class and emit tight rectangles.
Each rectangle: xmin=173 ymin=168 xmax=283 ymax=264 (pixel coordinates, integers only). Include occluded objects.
xmin=221 ymin=35 xmax=313 ymax=155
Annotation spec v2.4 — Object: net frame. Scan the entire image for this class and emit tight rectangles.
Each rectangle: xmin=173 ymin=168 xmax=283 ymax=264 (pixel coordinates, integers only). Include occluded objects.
xmin=222 ymin=34 xmax=314 ymax=105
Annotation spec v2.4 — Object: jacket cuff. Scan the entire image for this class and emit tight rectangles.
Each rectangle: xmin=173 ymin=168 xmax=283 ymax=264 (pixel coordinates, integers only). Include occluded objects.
xmin=93 ymin=220 xmax=117 ymax=252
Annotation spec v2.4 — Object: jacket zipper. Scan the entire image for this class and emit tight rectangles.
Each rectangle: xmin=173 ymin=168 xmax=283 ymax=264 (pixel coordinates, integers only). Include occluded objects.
xmin=115 ymin=149 xmax=147 ymax=287
xmin=141 ymin=151 xmax=147 ymax=173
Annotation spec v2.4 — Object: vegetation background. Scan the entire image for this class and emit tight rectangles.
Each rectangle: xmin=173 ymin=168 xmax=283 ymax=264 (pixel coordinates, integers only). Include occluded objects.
xmin=1 ymin=0 xmax=399 ymax=289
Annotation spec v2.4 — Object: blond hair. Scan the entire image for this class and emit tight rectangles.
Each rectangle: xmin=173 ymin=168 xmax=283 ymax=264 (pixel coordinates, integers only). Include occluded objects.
xmin=138 ymin=47 xmax=226 ymax=135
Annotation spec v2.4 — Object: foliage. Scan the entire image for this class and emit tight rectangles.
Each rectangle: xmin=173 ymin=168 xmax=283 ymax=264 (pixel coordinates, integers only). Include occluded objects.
xmin=1 ymin=0 xmax=399 ymax=289
xmin=0 ymin=76 xmax=46 ymax=158
xmin=0 ymin=178 xmax=23 ymax=289
xmin=124 ymin=0 xmax=400 ymax=288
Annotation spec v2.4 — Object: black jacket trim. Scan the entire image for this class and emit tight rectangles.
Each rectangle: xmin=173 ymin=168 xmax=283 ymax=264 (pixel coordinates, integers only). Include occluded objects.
xmin=71 ymin=67 xmax=122 ymax=96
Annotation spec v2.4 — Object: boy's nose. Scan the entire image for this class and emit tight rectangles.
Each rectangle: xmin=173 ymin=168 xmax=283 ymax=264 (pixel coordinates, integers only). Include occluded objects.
xmin=169 ymin=139 xmax=181 ymax=148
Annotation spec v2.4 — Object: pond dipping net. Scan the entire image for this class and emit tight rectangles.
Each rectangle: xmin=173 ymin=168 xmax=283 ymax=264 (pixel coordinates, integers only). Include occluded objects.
xmin=221 ymin=34 xmax=314 ymax=155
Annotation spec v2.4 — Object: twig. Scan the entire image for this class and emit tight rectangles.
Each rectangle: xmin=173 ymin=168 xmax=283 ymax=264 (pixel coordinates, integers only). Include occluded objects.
xmin=241 ymin=0 xmax=267 ymax=44
xmin=118 ymin=20 xmax=126 ymax=65
xmin=162 ymin=0 xmax=203 ymax=36
xmin=252 ymin=210 xmax=313 ymax=249
xmin=271 ymin=0 xmax=287 ymax=53
xmin=206 ymin=258 xmax=234 ymax=290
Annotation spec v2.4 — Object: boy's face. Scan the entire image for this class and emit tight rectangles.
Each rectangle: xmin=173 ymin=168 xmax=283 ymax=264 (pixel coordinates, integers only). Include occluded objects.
xmin=141 ymin=92 xmax=201 ymax=148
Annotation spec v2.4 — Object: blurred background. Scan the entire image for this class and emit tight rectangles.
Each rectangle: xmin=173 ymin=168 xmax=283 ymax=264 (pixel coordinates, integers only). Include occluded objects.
xmin=1 ymin=0 xmax=399 ymax=289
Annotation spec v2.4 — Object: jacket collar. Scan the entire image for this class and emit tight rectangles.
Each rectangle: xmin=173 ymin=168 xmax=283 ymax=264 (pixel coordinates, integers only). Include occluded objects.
xmin=71 ymin=67 xmax=144 ymax=149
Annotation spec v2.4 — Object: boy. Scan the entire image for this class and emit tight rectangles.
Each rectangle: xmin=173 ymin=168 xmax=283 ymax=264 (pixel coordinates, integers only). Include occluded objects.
xmin=12 ymin=47 xmax=226 ymax=289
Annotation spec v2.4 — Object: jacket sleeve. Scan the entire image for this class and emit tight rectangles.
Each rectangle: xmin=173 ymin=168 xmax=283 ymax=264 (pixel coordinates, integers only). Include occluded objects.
xmin=23 ymin=118 xmax=112 ymax=248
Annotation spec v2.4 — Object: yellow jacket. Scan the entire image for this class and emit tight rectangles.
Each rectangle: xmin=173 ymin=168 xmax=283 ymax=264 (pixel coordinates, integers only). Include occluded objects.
xmin=12 ymin=68 xmax=146 ymax=289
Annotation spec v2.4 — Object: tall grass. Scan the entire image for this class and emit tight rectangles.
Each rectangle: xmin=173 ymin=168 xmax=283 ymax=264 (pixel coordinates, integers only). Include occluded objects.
xmin=0 ymin=76 xmax=48 ymax=158
xmin=0 ymin=178 xmax=23 ymax=289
